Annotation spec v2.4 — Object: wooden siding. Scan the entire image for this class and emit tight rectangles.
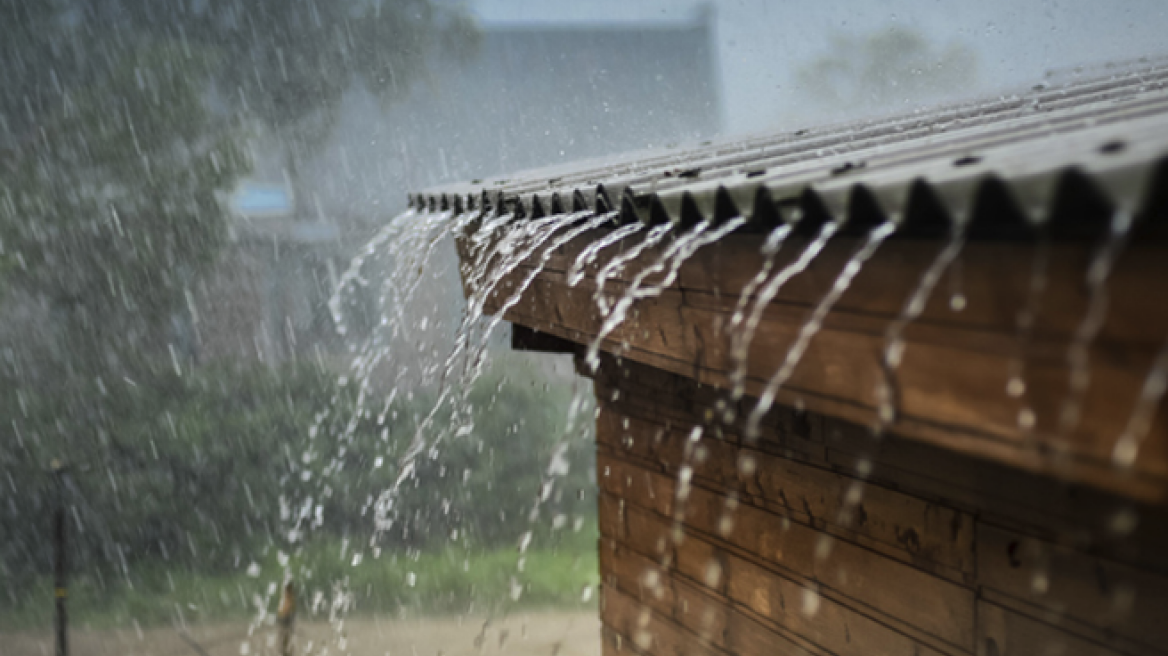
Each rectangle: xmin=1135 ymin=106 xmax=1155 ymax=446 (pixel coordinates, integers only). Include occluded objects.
xmin=592 ymin=356 xmax=1168 ymax=656
xmin=467 ymin=226 xmax=1168 ymax=501
xmin=455 ymin=217 xmax=1168 ymax=655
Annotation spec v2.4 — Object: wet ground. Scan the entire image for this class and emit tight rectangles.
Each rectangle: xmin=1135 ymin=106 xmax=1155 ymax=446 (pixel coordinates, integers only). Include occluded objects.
xmin=2 ymin=611 xmax=599 ymax=656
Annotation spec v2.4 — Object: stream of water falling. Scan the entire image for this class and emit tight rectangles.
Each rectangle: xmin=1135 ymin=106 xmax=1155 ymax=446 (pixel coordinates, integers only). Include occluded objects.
xmin=1007 ymin=238 xmax=1051 ymax=432
xmin=593 ymin=222 xmax=674 ymax=315
xmin=729 ymin=222 xmax=838 ymax=401
xmin=586 ymin=216 xmax=748 ymax=371
xmin=729 ymin=224 xmax=794 ymax=333
xmin=461 ymin=211 xmax=617 ymax=384
xmin=1113 ymin=337 xmax=1168 ymax=468
xmin=373 ymin=211 xmax=594 ymax=530
xmin=1058 ymin=209 xmax=1134 ymax=435
xmin=744 ymin=222 xmax=897 ymax=440
xmin=567 ymin=221 xmax=646 ymax=287
xmin=438 ymin=211 xmax=619 ymax=487
xmin=876 ymin=224 xmax=967 ymax=428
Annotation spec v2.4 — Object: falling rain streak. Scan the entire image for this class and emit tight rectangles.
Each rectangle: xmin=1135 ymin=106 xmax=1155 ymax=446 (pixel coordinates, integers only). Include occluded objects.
xmin=1059 ymin=210 xmax=1134 ymax=435
xmin=876 ymin=223 xmax=967 ymax=428
xmin=312 ymin=175 xmax=1155 ymax=654
xmin=745 ymin=221 xmax=897 ymax=440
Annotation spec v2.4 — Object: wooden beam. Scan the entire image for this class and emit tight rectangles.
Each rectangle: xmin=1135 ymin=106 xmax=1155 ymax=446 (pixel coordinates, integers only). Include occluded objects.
xmin=459 ymin=226 xmax=1168 ymax=501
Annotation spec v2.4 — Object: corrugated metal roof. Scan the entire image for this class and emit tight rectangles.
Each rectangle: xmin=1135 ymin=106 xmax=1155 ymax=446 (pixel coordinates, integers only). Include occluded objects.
xmin=413 ymin=64 xmax=1168 ymax=238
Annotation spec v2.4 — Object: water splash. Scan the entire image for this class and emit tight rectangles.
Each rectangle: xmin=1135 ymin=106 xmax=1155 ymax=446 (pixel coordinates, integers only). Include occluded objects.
xmin=745 ymin=222 xmax=897 ymax=439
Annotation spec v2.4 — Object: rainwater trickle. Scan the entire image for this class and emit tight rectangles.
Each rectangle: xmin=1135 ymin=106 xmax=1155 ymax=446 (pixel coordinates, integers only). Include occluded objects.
xmin=730 ymin=221 xmax=838 ymax=402
xmin=876 ymin=222 xmax=967 ymax=428
xmin=586 ymin=216 xmax=748 ymax=371
xmin=1059 ymin=209 xmax=1133 ymax=435
xmin=745 ymin=221 xmax=897 ymax=440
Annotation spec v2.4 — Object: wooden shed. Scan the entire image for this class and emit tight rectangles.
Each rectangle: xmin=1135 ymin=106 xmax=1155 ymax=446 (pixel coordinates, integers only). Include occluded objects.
xmin=417 ymin=67 xmax=1168 ymax=656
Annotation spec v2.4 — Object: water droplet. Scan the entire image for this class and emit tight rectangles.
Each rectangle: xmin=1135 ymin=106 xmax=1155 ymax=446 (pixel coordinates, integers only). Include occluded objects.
xmin=1018 ymin=408 xmax=1036 ymax=430
xmin=1031 ymin=572 xmax=1049 ymax=595
xmin=1109 ymin=508 xmax=1139 ymax=536
xmin=801 ymin=588 xmax=821 ymax=617
xmin=1006 ymin=377 xmax=1026 ymax=398
xmin=814 ymin=535 xmax=835 ymax=563
xmin=1113 ymin=436 xmax=1139 ymax=468
xmin=704 ymin=561 xmax=722 ymax=588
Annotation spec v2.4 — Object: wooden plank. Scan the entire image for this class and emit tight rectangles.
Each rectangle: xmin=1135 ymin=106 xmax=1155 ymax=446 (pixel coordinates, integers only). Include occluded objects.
xmin=723 ymin=550 xmax=952 ymax=656
xmin=601 ymin=493 xmax=957 ymax=656
xmin=518 ymin=226 xmax=1167 ymax=345
xmin=527 ymin=228 xmax=1168 ymax=348
xmin=491 ymin=272 xmax=1168 ymax=500
xmin=602 ymin=626 xmax=642 ymax=656
xmin=822 ymin=417 xmax=1168 ymax=573
xmin=673 ymin=577 xmax=731 ymax=646
xmin=600 ymin=536 xmax=677 ymax=618
xmin=601 ymin=539 xmax=828 ymax=656
xmin=605 ymin=410 xmax=976 ymax=576
xmin=597 ymin=404 xmax=669 ymax=468
xmin=678 ymin=235 xmax=1168 ymax=347
xmin=602 ymin=585 xmax=725 ymax=656
xmin=599 ymin=488 xmax=628 ymax=542
xmin=977 ymin=600 xmax=1133 ymax=656
xmin=977 ymin=523 xmax=1168 ymax=655
xmin=600 ymin=461 xmax=977 ymax=650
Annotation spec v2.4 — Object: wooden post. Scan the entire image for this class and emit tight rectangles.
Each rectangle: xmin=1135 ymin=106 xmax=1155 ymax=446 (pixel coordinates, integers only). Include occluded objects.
xmin=277 ymin=581 xmax=296 ymax=656
xmin=50 ymin=460 xmax=67 ymax=656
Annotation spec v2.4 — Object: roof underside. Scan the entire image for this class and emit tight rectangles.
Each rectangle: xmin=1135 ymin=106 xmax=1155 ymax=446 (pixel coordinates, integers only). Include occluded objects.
xmin=413 ymin=64 xmax=1168 ymax=238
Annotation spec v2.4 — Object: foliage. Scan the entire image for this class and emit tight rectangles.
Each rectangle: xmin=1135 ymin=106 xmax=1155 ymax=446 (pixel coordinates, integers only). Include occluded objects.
xmin=0 ymin=362 xmax=336 ymax=590
xmin=0 ymin=0 xmax=483 ymax=596
xmin=0 ymin=359 xmax=596 ymax=613
xmin=0 ymin=537 xmax=598 ymax=630
xmin=0 ymin=1 xmax=590 ymax=632
xmin=795 ymin=26 xmax=978 ymax=111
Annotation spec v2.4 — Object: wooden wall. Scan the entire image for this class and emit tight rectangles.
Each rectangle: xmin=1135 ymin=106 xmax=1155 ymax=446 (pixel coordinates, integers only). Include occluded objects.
xmin=473 ymin=227 xmax=1168 ymax=502
xmin=458 ymin=213 xmax=1168 ymax=654
xmin=588 ymin=354 xmax=1168 ymax=656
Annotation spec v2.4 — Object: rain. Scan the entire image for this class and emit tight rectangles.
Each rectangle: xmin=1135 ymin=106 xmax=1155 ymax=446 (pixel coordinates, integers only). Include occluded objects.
xmin=3 ymin=2 xmax=1168 ymax=656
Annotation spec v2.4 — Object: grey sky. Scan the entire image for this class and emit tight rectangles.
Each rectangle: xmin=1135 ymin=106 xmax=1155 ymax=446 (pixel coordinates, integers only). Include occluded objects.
xmin=473 ymin=0 xmax=1168 ymax=135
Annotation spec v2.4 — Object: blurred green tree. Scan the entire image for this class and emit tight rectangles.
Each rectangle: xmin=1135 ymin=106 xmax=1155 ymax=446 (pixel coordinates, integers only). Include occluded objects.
xmin=0 ymin=0 xmax=476 ymax=584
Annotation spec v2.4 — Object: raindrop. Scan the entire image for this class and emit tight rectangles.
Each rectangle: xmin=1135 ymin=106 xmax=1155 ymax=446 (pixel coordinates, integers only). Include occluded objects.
xmin=801 ymin=588 xmax=821 ymax=617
